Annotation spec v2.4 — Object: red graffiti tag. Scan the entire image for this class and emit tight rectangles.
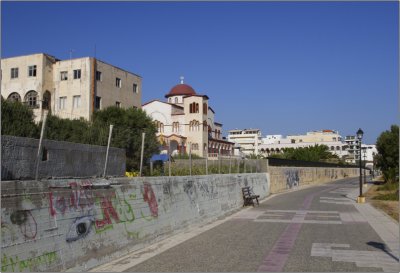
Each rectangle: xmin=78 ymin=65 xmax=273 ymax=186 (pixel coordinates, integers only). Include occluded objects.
xmin=143 ymin=183 xmax=158 ymax=217
xmin=95 ymin=195 xmax=120 ymax=229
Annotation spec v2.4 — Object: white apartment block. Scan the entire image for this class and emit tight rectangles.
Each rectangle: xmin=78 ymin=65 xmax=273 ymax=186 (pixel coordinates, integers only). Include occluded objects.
xmin=262 ymin=134 xmax=283 ymax=145
xmin=1 ymin=53 xmax=141 ymax=122
xmin=259 ymin=130 xmax=348 ymax=159
xmin=344 ymin=135 xmax=360 ymax=164
xmin=142 ymin=78 xmax=234 ymax=158
xmin=227 ymin=129 xmax=262 ymax=156
xmin=361 ymin=144 xmax=378 ymax=169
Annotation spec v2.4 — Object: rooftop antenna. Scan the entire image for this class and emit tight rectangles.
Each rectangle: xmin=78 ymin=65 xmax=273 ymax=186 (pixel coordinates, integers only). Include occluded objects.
xmin=180 ymin=76 xmax=184 ymax=84
xmin=69 ymin=49 xmax=75 ymax=60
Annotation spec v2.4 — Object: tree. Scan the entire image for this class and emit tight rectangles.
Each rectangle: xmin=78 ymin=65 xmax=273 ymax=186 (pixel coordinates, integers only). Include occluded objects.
xmin=92 ymin=107 xmax=159 ymax=171
xmin=269 ymin=144 xmax=341 ymax=163
xmin=375 ymin=125 xmax=399 ymax=183
xmin=1 ymin=98 xmax=39 ymax=138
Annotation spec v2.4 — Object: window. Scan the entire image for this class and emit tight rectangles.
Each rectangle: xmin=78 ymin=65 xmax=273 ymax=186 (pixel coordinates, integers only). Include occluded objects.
xmin=25 ymin=91 xmax=38 ymax=107
xmin=59 ymin=96 xmax=67 ymax=110
xmin=95 ymin=96 xmax=101 ymax=110
xmin=73 ymin=95 xmax=81 ymax=108
xmin=73 ymin=69 xmax=81 ymax=79
xmin=60 ymin=71 xmax=68 ymax=81
xmin=154 ymin=120 xmax=164 ymax=133
xmin=116 ymin=78 xmax=121 ymax=88
xmin=116 ymin=101 xmax=121 ymax=108
xmin=7 ymin=92 xmax=21 ymax=102
xmin=168 ymin=98 xmax=172 ymax=103
xmin=203 ymin=103 xmax=207 ymax=114
xmin=133 ymin=83 xmax=138 ymax=93
xmin=189 ymin=102 xmax=199 ymax=113
xmin=189 ymin=120 xmax=199 ymax=131
xmin=291 ymin=139 xmax=295 ymax=143
xmin=11 ymin=68 xmax=18 ymax=79
xmin=172 ymin=122 xmax=179 ymax=133
xmin=28 ymin=65 xmax=37 ymax=77
xmin=96 ymin=71 xmax=102 ymax=81
xmin=175 ymin=97 xmax=178 ymax=103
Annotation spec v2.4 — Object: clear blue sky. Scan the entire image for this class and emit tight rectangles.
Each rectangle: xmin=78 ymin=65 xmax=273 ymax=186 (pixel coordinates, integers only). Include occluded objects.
xmin=2 ymin=1 xmax=398 ymax=144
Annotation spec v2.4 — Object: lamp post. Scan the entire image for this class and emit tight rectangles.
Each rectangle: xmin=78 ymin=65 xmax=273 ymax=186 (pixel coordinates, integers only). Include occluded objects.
xmin=356 ymin=128 xmax=364 ymax=203
xmin=362 ymin=147 xmax=367 ymax=185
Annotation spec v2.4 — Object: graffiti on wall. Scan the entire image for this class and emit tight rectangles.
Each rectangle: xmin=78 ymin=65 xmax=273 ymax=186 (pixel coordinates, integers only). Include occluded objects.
xmin=142 ymin=182 xmax=158 ymax=218
xmin=198 ymin=181 xmax=218 ymax=200
xmin=66 ymin=215 xmax=94 ymax=242
xmin=285 ymin=169 xmax=300 ymax=189
xmin=1 ymin=251 xmax=58 ymax=272
xmin=10 ymin=210 xmax=37 ymax=240
xmin=183 ymin=179 xmax=197 ymax=207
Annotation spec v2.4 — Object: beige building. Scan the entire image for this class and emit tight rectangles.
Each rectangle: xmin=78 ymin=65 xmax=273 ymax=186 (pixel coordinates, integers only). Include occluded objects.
xmin=259 ymin=130 xmax=348 ymax=159
xmin=227 ymin=129 xmax=262 ymax=156
xmin=1 ymin=53 xmax=141 ymax=122
xmin=142 ymin=78 xmax=234 ymax=158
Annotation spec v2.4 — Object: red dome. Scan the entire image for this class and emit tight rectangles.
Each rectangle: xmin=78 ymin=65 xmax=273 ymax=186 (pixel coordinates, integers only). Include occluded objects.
xmin=165 ymin=83 xmax=196 ymax=98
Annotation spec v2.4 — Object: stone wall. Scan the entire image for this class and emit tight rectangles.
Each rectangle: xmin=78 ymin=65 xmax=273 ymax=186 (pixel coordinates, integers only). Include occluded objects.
xmin=1 ymin=173 xmax=269 ymax=272
xmin=268 ymin=166 xmax=359 ymax=193
xmin=1 ymin=135 xmax=126 ymax=180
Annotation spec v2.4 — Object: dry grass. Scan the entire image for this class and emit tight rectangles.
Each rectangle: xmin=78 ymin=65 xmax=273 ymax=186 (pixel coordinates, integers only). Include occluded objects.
xmin=365 ymin=180 xmax=399 ymax=222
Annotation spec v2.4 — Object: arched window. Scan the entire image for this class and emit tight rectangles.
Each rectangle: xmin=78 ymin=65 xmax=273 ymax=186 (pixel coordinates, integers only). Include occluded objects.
xmin=168 ymin=98 xmax=172 ymax=103
xmin=336 ymin=146 xmax=340 ymax=151
xmin=7 ymin=92 xmax=21 ymax=102
xmin=203 ymin=103 xmax=207 ymax=114
xmin=172 ymin=122 xmax=179 ymax=133
xmin=154 ymin=120 xmax=164 ymax=133
xmin=189 ymin=102 xmax=199 ymax=113
xmin=24 ymin=90 xmax=38 ymax=108
xmin=203 ymin=120 xmax=207 ymax=131
xmin=331 ymin=146 xmax=334 ymax=151
xmin=42 ymin=91 xmax=51 ymax=110
xmin=175 ymin=97 xmax=178 ymax=104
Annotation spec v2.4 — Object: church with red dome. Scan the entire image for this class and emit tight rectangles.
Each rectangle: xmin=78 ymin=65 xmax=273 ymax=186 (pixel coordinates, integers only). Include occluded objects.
xmin=142 ymin=78 xmax=234 ymax=158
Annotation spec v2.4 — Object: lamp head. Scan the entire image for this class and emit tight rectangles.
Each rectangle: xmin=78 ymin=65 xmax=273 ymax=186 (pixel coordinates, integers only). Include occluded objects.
xmin=356 ymin=128 xmax=364 ymax=140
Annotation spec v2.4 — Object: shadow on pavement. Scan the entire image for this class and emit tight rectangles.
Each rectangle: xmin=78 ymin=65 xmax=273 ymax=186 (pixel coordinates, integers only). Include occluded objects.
xmin=367 ymin=241 xmax=399 ymax=262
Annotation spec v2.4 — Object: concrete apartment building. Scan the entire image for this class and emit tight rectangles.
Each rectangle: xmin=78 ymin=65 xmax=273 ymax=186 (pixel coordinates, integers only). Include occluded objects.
xmin=1 ymin=53 xmax=141 ymax=122
xmin=142 ymin=78 xmax=234 ymax=158
xmin=259 ymin=130 xmax=348 ymax=159
xmin=227 ymin=129 xmax=262 ymax=156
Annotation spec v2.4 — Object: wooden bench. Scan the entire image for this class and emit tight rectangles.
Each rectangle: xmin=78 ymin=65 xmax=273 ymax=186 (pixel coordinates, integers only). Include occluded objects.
xmin=242 ymin=186 xmax=260 ymax=207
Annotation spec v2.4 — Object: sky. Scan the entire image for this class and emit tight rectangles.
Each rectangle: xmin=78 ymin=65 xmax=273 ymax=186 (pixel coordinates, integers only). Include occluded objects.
xmin=2 ymin=1 xmax=398 ymax=144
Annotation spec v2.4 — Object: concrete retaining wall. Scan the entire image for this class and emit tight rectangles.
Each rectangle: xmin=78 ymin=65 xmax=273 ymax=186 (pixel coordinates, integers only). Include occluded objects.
xmin=268 ymin=166 xmax=359 ymax=193
xmin=1 ymin=173 xmax=269 ymax=272
xmin=1 ymin=135 xmax=126 ymax=180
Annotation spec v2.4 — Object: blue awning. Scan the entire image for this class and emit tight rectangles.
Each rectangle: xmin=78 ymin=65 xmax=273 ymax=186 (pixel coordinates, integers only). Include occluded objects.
xmin=150 ymin=154 xmax=169 ymax=162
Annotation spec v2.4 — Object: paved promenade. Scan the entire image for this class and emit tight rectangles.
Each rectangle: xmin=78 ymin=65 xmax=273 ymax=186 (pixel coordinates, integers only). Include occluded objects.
xmin=91 ymin=177 xmax=399 ymax=272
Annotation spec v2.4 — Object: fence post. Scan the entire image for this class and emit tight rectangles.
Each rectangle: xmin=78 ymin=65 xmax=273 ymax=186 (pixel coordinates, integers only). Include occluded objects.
xmin=139 ymin=132 xmax=145 ymax=177
xmin=205 ymin=150 xmax=208 ymax=175
xmin=229 ymin=153 xmax=232 ymax=174
xmin=35 ymin=113 xmax=48 ymax=181
xmin=244 ymin=160 xmax=246 ymax=173
xmin=168 ymin=140 xmax=171 ymax=177
xmin=218 ymin=148 xmax=221 ymax=174
xmin=189 ymin=142 xmax=192 ymax=176
xmin=237 ymin=159 xmax=240 ymax=173
xmin=103 ymin=124 xmax=114 ymax=178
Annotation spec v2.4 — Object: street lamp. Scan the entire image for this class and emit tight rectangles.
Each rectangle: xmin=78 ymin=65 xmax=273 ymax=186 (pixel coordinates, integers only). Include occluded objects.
xmin=356 ymin=128 xmax=364 ymax=203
